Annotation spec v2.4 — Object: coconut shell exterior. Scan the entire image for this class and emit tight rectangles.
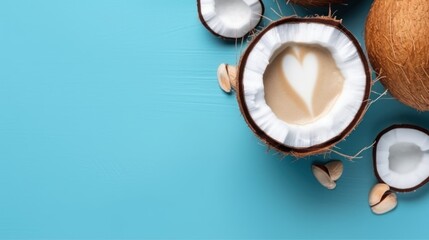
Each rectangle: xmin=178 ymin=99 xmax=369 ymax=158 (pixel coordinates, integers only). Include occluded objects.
xmin=289 ymin=0 xmax=345 ymax=6
xmin=236 ymin=17 xmax=372 ymax=157
xmin=366 ymin=0 xmax=429 ymax=111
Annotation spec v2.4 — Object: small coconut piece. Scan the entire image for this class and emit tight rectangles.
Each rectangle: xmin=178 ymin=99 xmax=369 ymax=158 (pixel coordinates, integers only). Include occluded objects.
xmin=312 ymin=165 xmax=336 ymax=190
xmin=217 ymin=64 xmax=232 ymax=93
xmin=325 ymin=160 xmax=343 ymax=181
xmin=373 ymin=124 xmax=429 ymax=192
xmin=369 ymin=183 xmax=397 ymax=215
xmin=217 ymin=64 xmax=238 ymax=93
xmin=312 ymin=160 xmax=343 ymax=189
xmin=288 ymin=0 xmax=345 ymax=6
xmin=197 ymin=0 xmax=264 ymax=39
xmin=365 ymin=0 xmax=429 ymax=111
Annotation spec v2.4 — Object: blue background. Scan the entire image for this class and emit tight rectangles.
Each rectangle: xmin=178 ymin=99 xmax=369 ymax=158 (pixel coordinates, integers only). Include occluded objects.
xmin=1 ymin=0 xmax=429 ymax=239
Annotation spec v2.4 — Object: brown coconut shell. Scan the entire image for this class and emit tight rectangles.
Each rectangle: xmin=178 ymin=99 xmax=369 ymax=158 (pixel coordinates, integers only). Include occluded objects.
xmin=288 ymin=0 xmax=345 ymax=6
xmin=236 ymin=17 xmax=372 ymax=158
xmin=365 ymin=0 xmax=429 ymax=111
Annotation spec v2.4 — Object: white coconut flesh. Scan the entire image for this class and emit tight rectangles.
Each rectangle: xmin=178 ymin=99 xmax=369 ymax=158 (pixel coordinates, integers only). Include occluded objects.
xmin=242 ymin=21 xmax=368 ymax=148
xmin=375 ymin=127 xmax=429 ymax=191
xmin=199 ymin=0 xmax=263 ymax=38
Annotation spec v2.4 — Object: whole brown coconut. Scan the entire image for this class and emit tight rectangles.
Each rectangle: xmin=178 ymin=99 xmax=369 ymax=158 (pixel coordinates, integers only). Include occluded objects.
xmin=288 ymin=0 xmax=345 ymax=6
xmin=366 ymin=0 xmax=429 ymax=111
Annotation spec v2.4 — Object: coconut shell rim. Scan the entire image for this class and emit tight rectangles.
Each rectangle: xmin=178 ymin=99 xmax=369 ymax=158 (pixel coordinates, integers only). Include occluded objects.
xmin=196 ymin=0 xmax=265 ymax=41
xmin=373 ymin=124 xmax=429 ymax=193
xmin=237 ymin=17 xmax=372 ymax=156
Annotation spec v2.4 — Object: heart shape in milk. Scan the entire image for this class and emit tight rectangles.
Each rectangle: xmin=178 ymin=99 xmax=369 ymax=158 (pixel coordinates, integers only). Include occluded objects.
xmin=282 ymin=52 xmax=319 ymax=114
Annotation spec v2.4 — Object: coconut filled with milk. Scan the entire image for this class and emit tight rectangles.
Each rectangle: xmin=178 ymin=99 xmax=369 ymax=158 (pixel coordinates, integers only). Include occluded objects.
xmin=219 ymin=17 xmax=371 ymax=157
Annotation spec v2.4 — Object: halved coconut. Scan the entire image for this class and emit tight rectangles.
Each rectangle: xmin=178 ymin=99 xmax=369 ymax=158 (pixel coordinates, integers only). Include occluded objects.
xmin=236 ymin=17 xmax=371 ymax=157
xmin=197 ymin=0 xmax=264 ymax=39
xmin=373 ymin=125 xmax=429 ymax=192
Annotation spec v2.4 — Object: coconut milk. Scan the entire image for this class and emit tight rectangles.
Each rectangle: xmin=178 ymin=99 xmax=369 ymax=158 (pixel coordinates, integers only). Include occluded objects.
xmin=263 ymin=43 xmax=345 ymax=125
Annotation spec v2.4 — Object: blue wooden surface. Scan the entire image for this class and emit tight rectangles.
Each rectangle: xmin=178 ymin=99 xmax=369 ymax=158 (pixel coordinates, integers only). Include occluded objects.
xmin=1 ymin=0 xmax=429 ymax=238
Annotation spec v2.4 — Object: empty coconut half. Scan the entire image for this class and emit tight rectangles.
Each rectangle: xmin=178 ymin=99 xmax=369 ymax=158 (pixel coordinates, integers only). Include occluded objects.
xmin=233 ymin=17 xmax=371 ymax=157
xmin=197 ymin=0 xmax=264 ymax=39
xmin=373 ymin=125 xmax=429 ymax=192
